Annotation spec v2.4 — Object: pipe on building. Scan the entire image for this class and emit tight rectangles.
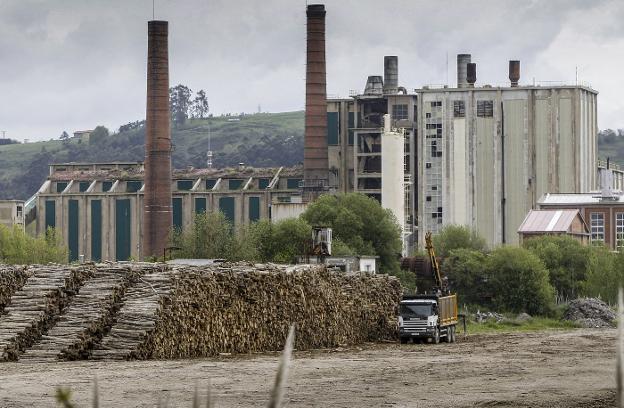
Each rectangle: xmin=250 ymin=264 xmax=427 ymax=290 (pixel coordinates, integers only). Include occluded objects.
xmin=467 ymin=63 xmax=477 ymax=87
xmin=143 ymin=20 xmax=173 ymax=259
xmin=304 ymin=4 xmax=329 ymax=183
xmin=457 ymin=54 xmax=471 ymax=88
xmin=509 ymin=60 xmax=520 ymax=87
xmin=383 ymin=56 xmax=398 ymax=94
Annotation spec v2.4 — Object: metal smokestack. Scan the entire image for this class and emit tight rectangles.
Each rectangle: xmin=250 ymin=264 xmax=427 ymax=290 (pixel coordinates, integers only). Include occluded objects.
xmin=143 ymin=20 xmax=172 ymax=259
xmin=509 ymin=60 xmax=520 ymax=87
xmin=383 ymin=56 xmax=398 ymax=94
xmin=304 ymin=4 xmax=328 ymax=183
xmin=457 ymin=54 xmax=471 ymax=88
xmin=467 ymin=63 xmax=477 ymax=87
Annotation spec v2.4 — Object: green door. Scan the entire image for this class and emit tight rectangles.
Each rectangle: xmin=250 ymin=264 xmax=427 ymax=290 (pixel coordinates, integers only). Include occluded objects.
xmin=172 ymin=198 xmax=183 ymax=231
xmin=115 ymin=199 xmax=131 ymax=261
xmin=249 ymin=197 xmax=260 ymax=222
xmin=219 ymin=197 xmax=235 ymax=225
xmin=68 ymin=200 xmax=79 ymax=262
xmin=45 ymin=200 xmax=56 ymax=230
xmin=91 ymin=200 xmax=102 ymax=262
xmin=195 ymin=197 xmax=207 ymax=214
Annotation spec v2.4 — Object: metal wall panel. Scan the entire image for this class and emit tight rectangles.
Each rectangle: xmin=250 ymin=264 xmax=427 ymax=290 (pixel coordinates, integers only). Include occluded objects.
xmin=91 ymin=200 xmax=102 ymax=262
xmin=503 ymin=99 xmax=529 ymax=244
xmin=534 ymin=99 xmax=551 ymax=199
xmin=475 ymin=117 xmax=497 ymax=244
xmin=68 ymin=200 xmax=79 ymax=262
xmin=558 ymin=98 xmax=574 ymax=192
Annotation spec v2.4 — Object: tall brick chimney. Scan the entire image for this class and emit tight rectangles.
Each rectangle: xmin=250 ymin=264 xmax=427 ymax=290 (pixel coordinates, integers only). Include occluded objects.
xmin=304 ymin=4 xmax=328 ymax=184
xmin=143 ymin=20 xmax=172 ymax=259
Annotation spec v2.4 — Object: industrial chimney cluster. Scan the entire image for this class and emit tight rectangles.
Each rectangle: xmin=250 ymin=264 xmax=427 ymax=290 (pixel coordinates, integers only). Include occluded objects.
xmin=456 ymin=54 xmax=522 ymax=88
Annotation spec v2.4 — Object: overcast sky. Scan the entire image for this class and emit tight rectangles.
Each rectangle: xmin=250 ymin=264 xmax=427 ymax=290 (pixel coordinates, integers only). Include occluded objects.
xmin=1 ymin=0 xmax=623 ymax=141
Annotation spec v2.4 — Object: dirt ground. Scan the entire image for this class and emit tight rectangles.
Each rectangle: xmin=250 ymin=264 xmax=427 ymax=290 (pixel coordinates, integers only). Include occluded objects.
xmin=0 ymin=329 xmax=617 ymax=407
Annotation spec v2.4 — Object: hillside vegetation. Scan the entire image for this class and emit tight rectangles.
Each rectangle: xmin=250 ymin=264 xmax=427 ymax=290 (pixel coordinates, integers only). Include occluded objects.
xmin=0 ymin=111 xmax=304 ymax=200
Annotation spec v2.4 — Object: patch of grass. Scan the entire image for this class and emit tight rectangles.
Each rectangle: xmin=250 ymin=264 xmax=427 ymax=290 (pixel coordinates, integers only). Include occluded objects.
xmin=466 ymin=317 xmax=580 ymax=334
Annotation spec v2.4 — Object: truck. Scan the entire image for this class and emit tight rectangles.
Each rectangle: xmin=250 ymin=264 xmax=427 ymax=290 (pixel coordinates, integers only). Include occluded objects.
xmin=399 ymin=294 xmax=458 ymax=343
xmin=398 ymin=231 xmax=459 ymax=344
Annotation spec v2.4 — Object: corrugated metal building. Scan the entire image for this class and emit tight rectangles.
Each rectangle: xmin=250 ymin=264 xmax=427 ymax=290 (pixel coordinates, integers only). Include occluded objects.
xmin=517 ymin=209 xmax=589 ymax=244
xmin=327 ymin=54 xmax=599 ymax=249
xmin=34 ymin=163 xmax=303 ymax=261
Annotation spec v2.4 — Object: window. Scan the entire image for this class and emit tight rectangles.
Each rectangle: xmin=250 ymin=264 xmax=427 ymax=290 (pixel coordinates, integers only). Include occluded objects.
xmin=477 ymin=100 xmax=494 ymax=117
xmin=430 ymin=101 xmax=442 ymax=108
xmin=392 ymin=104 xmax=408 ymax=120
xmin=453 ymin=101 xmax=465 ymax=118
xmin=590 ymin=212 xmax=605 ymax=244
xmin=617 ymin=213 xmax=624 ymax=251
xmin=16 ymin=206 xmax=23 ymax=218
xmin=177 ymin=180 xmax=194 ymax=191
xmin=126 ymin=180 xmax=142 ymax=193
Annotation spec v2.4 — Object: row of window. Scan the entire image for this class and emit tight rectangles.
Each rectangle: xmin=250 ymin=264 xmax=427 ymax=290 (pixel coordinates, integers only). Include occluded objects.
xmin=54 ymin=178 xmax=302 ymax=194
xmin=590 ymin=212 xmax=624 ymax=250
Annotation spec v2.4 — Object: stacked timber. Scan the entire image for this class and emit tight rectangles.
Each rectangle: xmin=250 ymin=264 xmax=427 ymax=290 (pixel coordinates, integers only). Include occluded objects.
xmin=134 ymin=263 xmax=402 ymax=359
xmin=0 ymin=265 xmax=30 ymax=313
xmin=19 ymin=265 xmax=138 ymax=362
xmin=91 ymin=269 xmax=174 ymax=360
xmin=0 ymin=265 xmax=92 ymax=361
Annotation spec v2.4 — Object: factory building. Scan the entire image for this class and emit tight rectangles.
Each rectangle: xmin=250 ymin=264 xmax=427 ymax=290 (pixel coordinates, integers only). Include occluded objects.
xmin=33 ymin=163 xmax=303 ymax=261
xmin=327 ymin=55 xmax=598 ymax=248
xmin=0 ymin=200 xmax=25 ymax=231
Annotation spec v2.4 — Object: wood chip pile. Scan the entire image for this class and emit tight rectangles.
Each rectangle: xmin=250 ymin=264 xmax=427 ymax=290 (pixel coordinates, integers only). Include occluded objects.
xmin=0 ymin=265 xmax=30 ymax=313
xmin=136 ymin=263 xmax=402 ymax=359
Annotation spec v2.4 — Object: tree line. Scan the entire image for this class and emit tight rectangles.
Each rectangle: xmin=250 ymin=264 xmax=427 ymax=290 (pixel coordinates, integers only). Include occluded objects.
xmin=434 ymin=225 xmax=624 ymax=315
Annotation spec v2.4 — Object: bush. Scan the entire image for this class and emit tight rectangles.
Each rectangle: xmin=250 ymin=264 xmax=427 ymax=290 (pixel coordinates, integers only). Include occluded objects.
xmin=432 ymin=225 xmax=487 ymax=259
xmin=486 ymin=247 xmax=555 ymax=315
xmin=443 ymin=248 xmax=488 ymax=305
xmin=0 ymin=225 xmax=67 ymax=264
xmin=581 ymin=244 xmax=621 ymax=304
xmin=523 ymin=235 xmax=591 ymax=300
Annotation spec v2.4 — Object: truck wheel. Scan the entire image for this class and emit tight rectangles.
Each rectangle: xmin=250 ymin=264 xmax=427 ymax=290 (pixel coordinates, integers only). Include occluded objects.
xmin=400 ymin=336 xmax=409 ymax=344
xmin=433 ymin=327 xmax=440 ymax=344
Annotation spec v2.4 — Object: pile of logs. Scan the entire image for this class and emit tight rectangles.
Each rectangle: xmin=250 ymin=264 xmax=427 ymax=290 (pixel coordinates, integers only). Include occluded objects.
xmin=0 ymin=265 xmax=92 ymax=361
xmin=91 ymin=265 xmax=173 ymax=361
xmin=20 ymin=265 xmax=137 ymax=362
xmin=135 ymin=263 xmax=402 ymax=359
xmin=0 ymin=265 xmax=30 ymax=313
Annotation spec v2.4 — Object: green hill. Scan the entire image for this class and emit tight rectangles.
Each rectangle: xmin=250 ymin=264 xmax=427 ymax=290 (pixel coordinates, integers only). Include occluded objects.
xmin=0 ymin=111 xmax=304 ymax=200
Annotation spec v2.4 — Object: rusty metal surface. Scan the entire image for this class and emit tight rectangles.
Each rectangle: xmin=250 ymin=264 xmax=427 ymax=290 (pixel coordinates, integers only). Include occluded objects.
xmin=466 ymin=62 xmax=477 ymax=86
xmin=304 ymin=4 xmax=328 ymax=182
xmin=143 ymin=20 xmax=172 ymax=259
xmin=509 ymin=60 xmax=520 ymax=87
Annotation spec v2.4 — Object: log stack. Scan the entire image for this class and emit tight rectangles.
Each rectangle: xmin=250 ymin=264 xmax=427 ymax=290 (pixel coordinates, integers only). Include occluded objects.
xmin=134 ymin=263 xmax=402 ymax=359
xmin=0 ymin=265 xmax=92 ymax=361
xmin=0 ymin=265 xmax=30 ymax=313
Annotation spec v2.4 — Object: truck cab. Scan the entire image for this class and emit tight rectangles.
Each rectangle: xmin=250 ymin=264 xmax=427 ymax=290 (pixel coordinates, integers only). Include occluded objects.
xmin=399 ymin=294 xmax=457 ymax=344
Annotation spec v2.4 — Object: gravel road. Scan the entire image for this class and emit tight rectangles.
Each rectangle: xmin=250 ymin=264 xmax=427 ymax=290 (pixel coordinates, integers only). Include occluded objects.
xmin=0 ymin=329 xmax=616 ymax=407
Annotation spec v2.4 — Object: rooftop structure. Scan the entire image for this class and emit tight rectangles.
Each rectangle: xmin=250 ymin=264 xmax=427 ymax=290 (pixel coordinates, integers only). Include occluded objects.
xmin=518 ymin=209 xmax=589 ymax=245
